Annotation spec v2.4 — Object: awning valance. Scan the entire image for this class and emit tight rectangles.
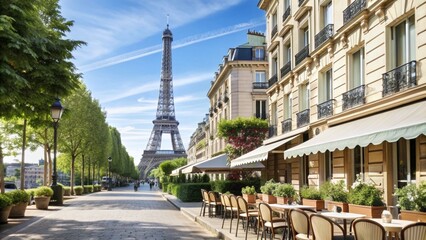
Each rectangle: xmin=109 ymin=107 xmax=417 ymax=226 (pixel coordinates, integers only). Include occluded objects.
xmin=182 ymin=154 xmax=264 ymax=174
xmin=284 ymin=101 xmax=426 ymax=159
xmin=230 ymin=135 xmax=298 ymax=167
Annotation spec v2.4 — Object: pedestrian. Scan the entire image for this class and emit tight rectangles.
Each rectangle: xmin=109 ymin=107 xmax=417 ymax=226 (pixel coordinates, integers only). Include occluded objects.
xmin=134 ymin=181 xmax=138 ymax=192
xmin=149 ymin=180 xmax=153 ymax=190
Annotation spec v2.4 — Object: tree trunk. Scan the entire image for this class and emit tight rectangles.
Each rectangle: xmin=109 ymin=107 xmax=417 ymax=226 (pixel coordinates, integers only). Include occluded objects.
xmin=71 ymin=156 xmax=75 ymax=195
xmin=0 ymin=146 xmax=5 ymax=194
xmin=20 ymin=119 xmax=27 ymax=190
xmin=43 ymin=128 xmax=48 ymax=186
xmin=88 ymin=156 xmax=91 ymax=185
xmin=81 ymin=154 xmax=84 ymax=186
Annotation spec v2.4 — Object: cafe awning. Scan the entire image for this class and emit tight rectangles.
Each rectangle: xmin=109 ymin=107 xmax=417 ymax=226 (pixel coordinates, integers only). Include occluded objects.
xmin=284 ymin=101 xmax=426 ymax=159
xmin=230 ymin=135 xmax=298 ymax=167
xmin=182 ymin=154 xmax=265 ymax=173
xmin=170 ymin=163 xmax=194 ymax=176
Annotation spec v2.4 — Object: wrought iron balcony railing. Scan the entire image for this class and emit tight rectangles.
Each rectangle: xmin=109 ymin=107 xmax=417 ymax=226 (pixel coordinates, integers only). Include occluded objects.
xmin=253 ymin=82 xmax=269 ymax=89
xmin=295 ymin=44 xmax=310 ymax=66
xmin=268 ymin=74 xmax=278 ymax=87
xmin=269 ymin=125 xmax=277 ymax=138
xmin=296 ymin=109 xmax=310 ymax=128
xmin=299 ymin=0 xmax=306 ymax=7
xmin=382 ymin=61 xmax=417 ymax=97
xmin=283 ymin=7 xmax=291 ymax=22
xmin=342 ymin=85 xmax=365 ymax=110
xmin=343 ymin=0 xmax=366 ymax=24
xmin=317 ymin=99 xmax=335 ymax=119
xmin=315 ymin=24 xmax=334 ymax=49
xmin=280 ymin=61 xmax=291 ymax=79
xmin=282 ymin=118 xmax=292 ymax=134
xmin=271 ymin=25 xmax=278 ymax=37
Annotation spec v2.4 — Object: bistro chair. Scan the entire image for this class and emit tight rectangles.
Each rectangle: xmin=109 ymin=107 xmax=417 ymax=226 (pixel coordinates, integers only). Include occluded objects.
xmin=222 ymin=194 xmax=238 ymax=231
xmin=310 ymin=213 xmax=353 ymax=240
xmin=289 ymin=209 xmax=312 ymax=240
xmin=236 ymin=196 xmax=259 ymax=239
xmin=229 ymin=194 xmax=240 ymax=233
xmin=352 ymin=218 xmax=385 ymax=240
xmin=208 ymin=191 xmax=222 ymax=217
xmin=257 ymin=202 xmax=287 ymax=240
xmin=199 ymin=189 xmax=210 ymax=217
xmin=401 ymin=222 xmax=426 ymax=240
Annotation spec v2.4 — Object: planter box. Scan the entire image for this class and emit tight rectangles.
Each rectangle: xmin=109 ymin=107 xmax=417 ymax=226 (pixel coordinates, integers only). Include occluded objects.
xmin=9 ymin=202 xmax=27 ymax=218
xmin=243 ymin=194 xmax=256 ymax=204
xmin=400 ymin=210 xmax=426 ymax=222
xmin=262 ymin=194 xmax=277 ymax=204
xmin=326 ymin=200 xmax=349 ymax=212
xmin=277 ymin=197 xmax=293 ymax=205
xmin=302 ymin=199 xmax=325 ymax=211
xmin=257 ymin=193 xmax=263 ymax=201
xmin=0 ymin=205 xmax=12 ymax=224
xmin=34 ymin=196 xmax=51 ymax=210
xmin=348 ymin=204 xmax=386 ymax=218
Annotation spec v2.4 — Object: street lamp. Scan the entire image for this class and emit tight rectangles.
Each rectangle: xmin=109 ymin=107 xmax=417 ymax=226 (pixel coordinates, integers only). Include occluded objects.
xmin=108 ymin=156 xmax=112 ymax=191
xmin=50 ymin=98 xmax=64 ymax=205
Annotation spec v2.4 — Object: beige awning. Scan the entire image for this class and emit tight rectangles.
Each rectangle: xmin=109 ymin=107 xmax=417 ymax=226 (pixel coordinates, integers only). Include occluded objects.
xmin=284 ymin=101 xmax=426 ymax=159
xmin=182 ymin=154 xmax=265 ymax=173
xmin=230 ymin=135 xmax=298 ymax=167
xmin=170 ymin=163 xmax=194 ymax=176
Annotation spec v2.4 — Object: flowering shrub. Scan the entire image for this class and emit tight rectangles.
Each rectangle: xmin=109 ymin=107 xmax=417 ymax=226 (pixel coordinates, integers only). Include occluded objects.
xmin=348 ymin=174 xmax=384 ymax=206
xmin=395 ymin=181 xmax=426 ymax=212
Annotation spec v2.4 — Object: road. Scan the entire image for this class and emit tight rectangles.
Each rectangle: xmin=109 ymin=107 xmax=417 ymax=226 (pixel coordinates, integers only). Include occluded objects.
xmin=2 ymin=183 xmax=217 ymax=240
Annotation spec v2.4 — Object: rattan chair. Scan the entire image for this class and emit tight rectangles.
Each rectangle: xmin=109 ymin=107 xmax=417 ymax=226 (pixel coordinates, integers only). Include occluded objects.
xmin=289 ymin=209 xmax=312 ymax=240
xmin=199 ymin=189 xmax=210 ymax=216
xmin=208 ymin=191 xmax=222 ymax=217
xmin=352 ymin=218 xmax=385 ymax=240
xmin=257 ymin=202 xmax=287 ymax=240
xmin=310 ymin=213 xmax=353 ymax=240
xmin=401 ymin=222 xmax=426 ymax=240
xmin=236 ymin=196 xmax=258 ymax=239
xmin=221 ymin=194 xmax=238 ymax=231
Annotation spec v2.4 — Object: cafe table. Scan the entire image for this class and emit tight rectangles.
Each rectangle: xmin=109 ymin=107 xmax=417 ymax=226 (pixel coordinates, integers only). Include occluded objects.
xmin=269 ymin=204 xmax=316 ymax=240
xmin=320 ymin=212 xmax=366 ymax=235
xmin=371 ymin=218 xmax=414 ymax=240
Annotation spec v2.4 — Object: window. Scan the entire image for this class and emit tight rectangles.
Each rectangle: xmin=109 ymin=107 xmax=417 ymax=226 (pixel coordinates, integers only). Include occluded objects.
xmin=256 ymin=100 xmax=267 ymax=119
xmin=284 ymin=94 xmax=292 ymax=119
xmin=299 ymin=83 xmax=309 ymax=111
xmin=353 ymin=146 xmax=365 ymax=182
xmin=284 ymin=0 xmax=290 ymax=9
xmin=350 ymin=47 xmax=364 ymax=89
xmin=272 ymin=12 xmax=277 ymax=27
xmin=394 ymin=139 xmax=416 ymax=188
xmin=391 ymin=16 xmax=415 ymax=67
xmin=325 ymin=150 xmax=333 ymax=180
xmin=284 ymin=43 xmax=292 ymax=64
xmin=303 ymin=27 xmax=309 ymax=47
xmin=272 ymin=56 xmax=278 ymax=75
xmin=255 ymin=47 xmax=265 ymax=60
xmin=323 ymin=1 xmax=333 ymax=27
xmin=319 ymin=69 xmax=333 ymax=103
xmin=271 ymin=102 xmax=278 ymax=125
xmin=255 ymin=71 xmax=266 ymax=82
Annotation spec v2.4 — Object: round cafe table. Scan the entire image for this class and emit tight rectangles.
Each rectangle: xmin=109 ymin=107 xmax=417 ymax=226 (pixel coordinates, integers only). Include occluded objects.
xmin=320 ymin=211 xmax=366 ymax=235
xmin=370 ymin=218 xmax=415 ymax=240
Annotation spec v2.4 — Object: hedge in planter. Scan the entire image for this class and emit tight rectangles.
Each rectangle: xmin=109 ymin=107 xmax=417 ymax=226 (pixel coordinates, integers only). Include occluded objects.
xmin=175 ymin=183 xmax=211 ymax=202
xmin=395 ymin=181 xmax=426 ymax=222
xmin=300 ymin=186 xmax=324 ymax=211
xmin=348 ymin=181 xmax=385 ymax=218
xmin=8 ymin=190 xmax=30 ymax=218
xmin=210 ymin=179 xmax=260 ymax=196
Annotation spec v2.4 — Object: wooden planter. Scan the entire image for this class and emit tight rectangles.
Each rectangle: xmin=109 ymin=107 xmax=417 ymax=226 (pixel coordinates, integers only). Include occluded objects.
xmin=262 ymin=194 xmax=277 ymax=204
xmin=348 ymin=204 xmax=386 ymax=218
xmin=276 ymin=197 xmax=293 ymax=205
xmin=257 ymin=193 xmax=263 ymax=201
xmin=326 ymin=200 xmax=349 ymax=212
xmin=400 ymin=210 xmax=426 ymax=222
xmin=0 ymin=205 xmax=12 ymax=224
xmin=9 ymin=202 xmax=28 ymax=218
xmin=302 ymin=199 xmax=325 ymax=211
xmin=34 ymin=196 xmax=51 ymax=210
xmin=243 ymin=194 xmax=256 ymax=204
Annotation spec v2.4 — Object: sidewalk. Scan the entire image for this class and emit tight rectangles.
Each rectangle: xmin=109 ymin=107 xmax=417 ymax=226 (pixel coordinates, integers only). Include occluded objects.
xmin=162 ymin=193 xmax=263 ymax=240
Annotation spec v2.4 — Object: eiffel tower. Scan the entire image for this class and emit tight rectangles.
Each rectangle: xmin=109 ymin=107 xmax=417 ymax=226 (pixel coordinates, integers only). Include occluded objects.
xmin=138 ymin=24 xmax=186 ymax=179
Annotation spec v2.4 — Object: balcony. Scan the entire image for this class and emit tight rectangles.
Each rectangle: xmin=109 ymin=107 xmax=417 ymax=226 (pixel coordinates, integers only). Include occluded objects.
xmin=382 ymin=61 xmax=417 ymax=97
xmin=268 ymin=74 xmax=278 ymax=87
xmin=217 ymin=99 xmax=223 ymax=108
xmin=296 ymin=109 xmax=310 ymax=128
xmin=295 ymin=44 xmax=310 ymax=66
xmin=253 ymin=82 xmax=269 ymax=89
xmin=271 ymin=25 xmax=278 ymax=38
xmin=282 ymin=119 xmax=292 ymax=134
xmin=280 ymin=61 xmax=291 ymax=79
xmin=298 ymin=0 xmax=306 ymax=7
xmin=283 ymin=7 xmax=291 ymax=22
xmin=315 ymin=24 xmax=334 ymax=49
xmin=317 ymin=99 xmax=335 ymax=119
xmin=342 ymin=85 xmax=365 ymax=110
xmin=269 ymin=125 xmax=277 ymax=138
xmin=343 ymin=0 xmax=366 ymax=25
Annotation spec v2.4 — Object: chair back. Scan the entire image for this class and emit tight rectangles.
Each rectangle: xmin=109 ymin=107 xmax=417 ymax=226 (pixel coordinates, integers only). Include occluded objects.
xmin=310 ymin=213 xmax=344 ymax=240
xmin=201 ymin=189 xmax=207 ymax=202
xmin=401 ymin=222 xmax=426 ymax=240
xmin=290 ymin=209 xmax=310 ymax=237
xmin=230 ymin=195 xmax=239 ymax=211
xmin=203 ymin=190 xmax=210 ymax=203
xmin=259 ymin=203 xmax=273 ymax=222
xmin=222 ymin=194 xmax=231 ymax=208
xmin=352 ymin=218 xmax=386 ymax=240
xmin=208 ymin=191 xmax=218 ymax=204
xmin=237 ymin=196 xmax=248 ymax=213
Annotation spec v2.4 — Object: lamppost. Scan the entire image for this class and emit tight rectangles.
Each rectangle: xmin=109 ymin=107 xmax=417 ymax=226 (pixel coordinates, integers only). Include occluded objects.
xmin=108 ymin=157 xmax=112 ymax=191
xmin=50 ymin=98 xmax=64 ymax=205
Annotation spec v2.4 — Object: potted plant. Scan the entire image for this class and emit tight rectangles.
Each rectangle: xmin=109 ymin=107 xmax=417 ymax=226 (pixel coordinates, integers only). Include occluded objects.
xmin=8 ymin=190 xmax=30 ymax=218
xmin=74 ymin=186 xmax=83 ymax=195
xmin=300 ymin=186 xmax=324 ymax=210
xmin=347 ymin=176 xmax=385 ymax=218
xmin=34 ymin=186 xmax=54 ymax=210
xmin=25 ymin=189 xmax=35 ymax=205
xmin=273 ymin=183 xmax=296 ymax=205
xmin=395 ymin=181 xmax=426 ymax=222
xmin=320 ymin=180 xmax=349 ymax=212
xmin=0 ymin=193 xmax=13 ymax=224
xmin=260 ymin=179 xmax=278 ymax=204
xmin=241 ymin=186 xmax=256 ymax=203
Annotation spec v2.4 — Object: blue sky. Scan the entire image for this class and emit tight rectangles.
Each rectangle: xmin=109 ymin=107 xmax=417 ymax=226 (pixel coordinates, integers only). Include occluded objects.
xmin=8 ymin=0 xmax=266 ymax=165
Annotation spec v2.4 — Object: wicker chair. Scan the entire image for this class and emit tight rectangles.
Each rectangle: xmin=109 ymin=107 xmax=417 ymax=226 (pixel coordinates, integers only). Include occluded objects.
xmin=236 ymin=196 xmax=258 ymax=239
xmin=258 ymin=202 xmax=287 ymax=240
xmin=208 ymin=191 xmax=222 ymax=217
xmin=221 ymin=194 xmax=238 ymax=231
xmin=289 ymin=209 xmax=312 ymax=240
xmin=401 ymin=222 xmax=426 ymax=240
xmin=310 ymin=213 xmax=353 ymax=240
xmin=352 ymin=218 xmax=385 ymax=240
xmin=199 ymin=189 xmax=210 ymax=216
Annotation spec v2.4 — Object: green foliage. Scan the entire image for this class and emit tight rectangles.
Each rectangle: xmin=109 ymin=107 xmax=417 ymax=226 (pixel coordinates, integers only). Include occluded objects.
xmin=320 ymin=180 xmax=348 ymax=202
xmin=260 ymin=179 xmax=278 ymax=195
xmin=348 ymin=183 xmax=384 ymax=206
xmin=74 ymin=186 xmax=83 ymax=195
xmin=7 ymin=190 xmax=30 ymax=204
xmin=273 ymin=183 xmax=296 ymax=198
xmin=83 ymin=185 xmax=93 ymax=193
xmin=395 ymin=181 xmax=426 ymax=212
xmin=167 ymin=183 xmax=211 ymax=202
xmin=25 ymin=189 xmax=35 ymax=199
xmin=211 ymin=178 xmax=260 ymax=196
xmin=0 ymin=194 xmax=13 ymax=209
xmin=241 ymin=186 xmax=256 ymax=195
xmin=34 ymin=186 xmax=54 ymax=197
xmin=300 ymin=186 xmax=322 ymax=200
